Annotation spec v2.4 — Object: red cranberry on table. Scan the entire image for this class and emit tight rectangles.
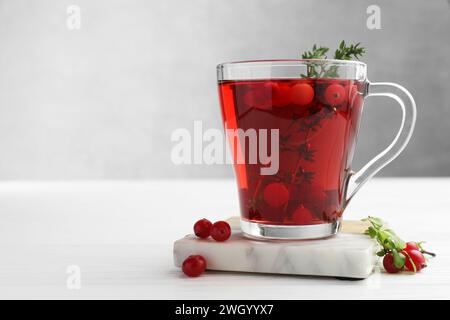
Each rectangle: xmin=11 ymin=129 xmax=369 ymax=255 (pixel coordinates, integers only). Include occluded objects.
xmin=405 ymin=241 xmax=420 ymax=252
xmin=383 ymin=253 xmax=403 ymax=274
xmin=193 ymin=218 xmax=212 ymax=239
xmin=210 ymin=221 xmax=231 ymax=242
xmin=405 ymin=241 xmax=435 ymax=258
xmin=182 ymin=255 xmax=207 ymax=277
xmin=402 ymin=249 xmax=427 ymax=272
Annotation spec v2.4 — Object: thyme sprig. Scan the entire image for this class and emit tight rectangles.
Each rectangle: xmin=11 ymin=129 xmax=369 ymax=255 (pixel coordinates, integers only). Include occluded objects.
xmin=334 ymin=41 xmax=365 ymax=60
xmin=301 ymin=44 xmax=329 ymax=59
xmin=300 ymin=41 xmax=366 ymax=78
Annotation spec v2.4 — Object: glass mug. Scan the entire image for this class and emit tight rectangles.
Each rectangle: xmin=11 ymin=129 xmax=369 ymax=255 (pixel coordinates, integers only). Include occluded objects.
xmin=217 ymin=60 xmax=416 ymax=240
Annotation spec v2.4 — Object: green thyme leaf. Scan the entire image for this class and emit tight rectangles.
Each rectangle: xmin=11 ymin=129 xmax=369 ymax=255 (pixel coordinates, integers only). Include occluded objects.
xmin=301 ymin=44 xmax=329 ymax=59
xmin=334 ymin=41 xmax=366 ymax=60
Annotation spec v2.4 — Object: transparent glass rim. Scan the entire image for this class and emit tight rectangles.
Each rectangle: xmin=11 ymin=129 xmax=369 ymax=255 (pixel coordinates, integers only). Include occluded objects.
xmin=217 ymin=59 xmax=367 ymax=68
xmin=217 ymin=59 xmax=367 ymax=81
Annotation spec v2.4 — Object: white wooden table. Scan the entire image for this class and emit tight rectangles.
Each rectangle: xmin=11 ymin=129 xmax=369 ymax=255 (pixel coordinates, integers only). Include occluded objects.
xmin=0 ymin=178 xmax=449 ymax=299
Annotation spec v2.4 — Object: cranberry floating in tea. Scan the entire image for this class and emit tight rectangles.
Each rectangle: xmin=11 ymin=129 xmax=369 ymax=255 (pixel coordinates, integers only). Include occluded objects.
xmin=217 ymin=44 xmax=416 ymax=240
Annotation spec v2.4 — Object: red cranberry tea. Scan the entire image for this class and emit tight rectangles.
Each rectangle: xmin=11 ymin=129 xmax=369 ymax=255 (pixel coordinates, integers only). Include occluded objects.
xmin=218 ymin=79 xmax=365 ymax=226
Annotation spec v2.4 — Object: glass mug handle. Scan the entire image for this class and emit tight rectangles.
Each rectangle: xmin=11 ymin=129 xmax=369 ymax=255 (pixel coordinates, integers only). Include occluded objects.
xmin=346 ymin=82 xmax=417 ymax=202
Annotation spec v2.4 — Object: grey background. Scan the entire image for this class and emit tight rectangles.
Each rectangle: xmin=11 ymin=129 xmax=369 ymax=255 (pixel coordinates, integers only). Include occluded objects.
xmin=0 ymin=0 xmax=448 ymax=180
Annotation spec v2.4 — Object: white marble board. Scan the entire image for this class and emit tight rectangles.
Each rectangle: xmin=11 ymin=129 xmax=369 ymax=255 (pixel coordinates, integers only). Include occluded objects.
xmin=173 ymin=219 xmax=379 ymax=279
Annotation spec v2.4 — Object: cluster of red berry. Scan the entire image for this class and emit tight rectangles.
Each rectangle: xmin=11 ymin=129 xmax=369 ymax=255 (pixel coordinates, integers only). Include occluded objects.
xmin=193 ymin=218 xmax=231 ymax=242
xmin=383 ymin=241 xmax=430 ymax=274
xmin=243 ymin=80 xmax=358 ymax=112
xmin=182 ymin=219 xmax=231 ymax=277
xmin=363 ymin=216 xmax=435 ymax=274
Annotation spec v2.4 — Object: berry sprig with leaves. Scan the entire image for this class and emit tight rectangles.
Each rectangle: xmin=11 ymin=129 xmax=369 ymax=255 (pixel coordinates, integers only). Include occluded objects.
xmin=301 ymin=41 xmax=366 ymax=78
xmin=363 ymin=216 xmax=435 ymax=273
